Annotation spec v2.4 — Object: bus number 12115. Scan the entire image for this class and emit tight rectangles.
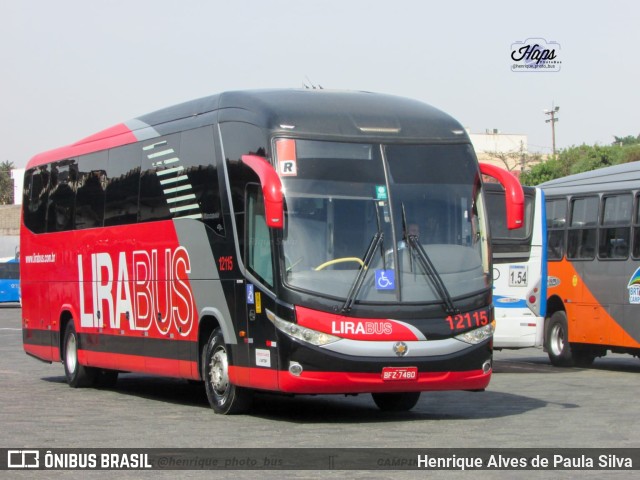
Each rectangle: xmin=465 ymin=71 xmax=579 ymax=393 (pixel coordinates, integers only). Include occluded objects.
xmin=445 ymin=309 xmax=490 ymax=331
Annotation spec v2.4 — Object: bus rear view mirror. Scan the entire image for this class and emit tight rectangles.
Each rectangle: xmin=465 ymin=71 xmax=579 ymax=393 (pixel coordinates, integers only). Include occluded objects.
xmin=241 ymin=154 xmax=284 ymax=229
xmin=479 ymin=163 xmax=524 ymax=229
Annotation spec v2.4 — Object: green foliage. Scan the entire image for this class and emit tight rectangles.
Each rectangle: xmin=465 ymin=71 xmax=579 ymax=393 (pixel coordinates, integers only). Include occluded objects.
xmin=0 ymin=161 xmax=14 ymax=204
xmin=621 ymin=144 xmax=640 ymax=163
xmin=520 ymin=135 xmax=640 ymax=186
xmin=520 ymin=159 xmax=561 ymax=186
xmin=613 ymin=134 xmax=640 ymax=146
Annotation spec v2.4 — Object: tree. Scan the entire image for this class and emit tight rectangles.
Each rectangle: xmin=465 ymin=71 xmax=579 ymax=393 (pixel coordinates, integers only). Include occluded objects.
xmin=519 ymin=158 xmax=562 ymax=186
xmin=520 ymin=138 xmax=640 ymax=186
xmin=0 ymin=161 xmax=15 ymax=204
xmin=612 ymin=134 xmax=640 ymax=146
xmin=483 ymin=141 xmax=543 ymax=173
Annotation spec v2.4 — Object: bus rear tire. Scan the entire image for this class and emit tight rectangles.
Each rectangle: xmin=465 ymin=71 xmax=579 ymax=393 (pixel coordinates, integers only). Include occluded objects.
xmin=62 ymin=322 xmax=97 ymax=388
xmin=545 ymin=311 xmax=574 ymax=367
xmin=372 ymin=391 xmax=421 ymax=412
xmin=203 ymin=328 xmax=253 ymax=414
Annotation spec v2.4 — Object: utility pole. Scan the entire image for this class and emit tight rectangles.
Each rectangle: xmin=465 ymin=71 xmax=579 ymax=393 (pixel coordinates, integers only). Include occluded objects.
xmin=544 ymin=105 xmax=560 ymax=157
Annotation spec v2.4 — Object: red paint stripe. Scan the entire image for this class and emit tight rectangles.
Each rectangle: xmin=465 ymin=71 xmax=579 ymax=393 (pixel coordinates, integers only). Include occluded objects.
xmin=230 ymin=366 xmax=490 ymax=394
xmin=27 ymin=123 xmax=138 ymax=169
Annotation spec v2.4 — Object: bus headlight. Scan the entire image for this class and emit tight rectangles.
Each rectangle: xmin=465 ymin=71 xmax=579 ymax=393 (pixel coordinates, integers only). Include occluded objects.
xmin=266 ymin=309 xmax=340 ymax=346
xmin=455 ymin=321 xmax=496 ymax=345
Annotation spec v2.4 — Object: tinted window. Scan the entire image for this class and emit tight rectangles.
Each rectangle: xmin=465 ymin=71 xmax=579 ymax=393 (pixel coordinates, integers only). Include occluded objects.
xmin=570 ymin=196 xmax=598 ymax=227
xmin=220 ymin=122 xmax=269 ymax=252
xmin=46 ymin=160 xmax=77 ymax=232
xmin=599 ymin=194 xmax=631 ymax=259
xmin=567 ymin=196 xmax=598 ymax=260
xmin=23 ymin=166 xmax=50 ymax=233
xmin=180 ymin=127 xmax=225 ymax=235
xmin=105 ymin=144 xmax=141 ymax=226
xmin=0 ymin=262 xmax=19 ymax=279
xmin=487 ymin=187 xmax=534 ymax=240
xmin=139 ymin=134 xmax=182 ymax=223
xmin=246 ymin=184 xmax=273 ymax=287
xmin=546 ymin=198 xmax=567 ymax=261
xmin=633 ymin=195 xmax=640 ymax=258
xmin=75 ymin=152 xmax=107 ymax=229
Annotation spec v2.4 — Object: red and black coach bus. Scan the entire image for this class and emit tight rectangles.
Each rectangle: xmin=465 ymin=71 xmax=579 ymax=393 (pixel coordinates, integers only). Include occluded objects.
xmin=21 ymin=89 xmax=522 ymax=413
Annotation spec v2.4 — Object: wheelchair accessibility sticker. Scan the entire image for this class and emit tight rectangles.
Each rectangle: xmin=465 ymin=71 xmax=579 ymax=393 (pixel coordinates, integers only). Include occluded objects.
xmin=375 ymin=269 xmax=395 ymax=290
xmin=246 ymin=284 xmax=255 ymax=304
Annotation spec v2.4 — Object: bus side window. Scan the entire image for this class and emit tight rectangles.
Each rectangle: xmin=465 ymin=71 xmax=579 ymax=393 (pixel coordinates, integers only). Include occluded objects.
xmin=180 ymin=126 xmax=225 ymax=236
xmin=139 ymin=134 xmax=182 ymax=223
xmin=75 ymin=152 xmax=107 ymax=230
xmin=599 ymin=194 xmax=631 ymax=259
xmin=634 ymin=195 xmax=640 ymax=259
xmin=545 ymin=198 xmax=566 ymax=261
xmin=105 ymin=144 xmax=141 ymax=227
xmin=23 ymin=166 xmax=50 ymax=234
xmin=246 ymin=184 xmax=273 ymax=287
xmin=567 ymin=196 xmax=598 ymax=260
xmin=219 ymin=122 xmax=269 ymax=256
xmin=46 ymin=160 xmax=76 ymax=232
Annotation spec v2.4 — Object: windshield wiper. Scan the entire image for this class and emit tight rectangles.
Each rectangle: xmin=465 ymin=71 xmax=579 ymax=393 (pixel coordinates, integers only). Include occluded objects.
xmin=341 ymin=201 xmax=386 ymax=313
xmin=401 ymin=204 xmax=459 ymax=316
xmin=406 ymin=235 xmax=459 ymax=315
xmin=341 ymin=232 xmax=383 ymax=313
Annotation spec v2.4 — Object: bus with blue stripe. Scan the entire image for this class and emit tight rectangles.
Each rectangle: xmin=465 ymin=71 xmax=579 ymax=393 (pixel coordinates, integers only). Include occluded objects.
xmin=486 ymin=183 xmax=547 ymax=349
xmin=0 ymin=256 xmax=20 ymax=303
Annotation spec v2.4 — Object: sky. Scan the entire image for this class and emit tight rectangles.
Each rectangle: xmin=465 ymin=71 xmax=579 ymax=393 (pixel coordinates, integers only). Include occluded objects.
xmin=2 ymin=0 xmax=639 ymax=168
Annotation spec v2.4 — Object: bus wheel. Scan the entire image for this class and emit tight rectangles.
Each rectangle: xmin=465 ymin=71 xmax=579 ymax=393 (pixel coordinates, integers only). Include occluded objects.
xmin=545 ymin=311 xmax=574 ymax=367
xmin=371 ymin=392 xmax=421 ymax=412
xmin=203 ymin=329 xmax=253 ymax=414
xmin=62 ymin=322 xmax=96 ymax=388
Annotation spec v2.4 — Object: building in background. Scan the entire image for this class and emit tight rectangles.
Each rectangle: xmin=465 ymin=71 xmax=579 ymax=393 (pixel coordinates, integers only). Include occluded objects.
xmin=469 ymin=129 xmax=540 ymax=177
xmin=11 ymin=169 xmax=24 ymax=205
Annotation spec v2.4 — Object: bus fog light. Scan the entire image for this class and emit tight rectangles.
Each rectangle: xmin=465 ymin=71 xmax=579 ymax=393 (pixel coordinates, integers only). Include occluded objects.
xmin=289 ymin=362 xmax=303 ymax=376
xmin=482 ymin=360 xmax=492 ymax=374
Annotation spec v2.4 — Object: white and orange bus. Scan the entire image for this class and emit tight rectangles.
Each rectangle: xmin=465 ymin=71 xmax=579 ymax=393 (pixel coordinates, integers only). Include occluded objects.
xmin=21 ymin=89 xmax=522 ymax=413
xmin=542 ymin=162 xmax=640 ymax=366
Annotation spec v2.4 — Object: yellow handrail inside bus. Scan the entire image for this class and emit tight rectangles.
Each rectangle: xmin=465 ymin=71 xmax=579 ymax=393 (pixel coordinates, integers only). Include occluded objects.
xmin=314 ymin=257 xmax=365 ymax=271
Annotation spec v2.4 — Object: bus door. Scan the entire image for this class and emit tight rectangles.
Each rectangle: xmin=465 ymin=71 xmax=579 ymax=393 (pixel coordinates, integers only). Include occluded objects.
xmin=243 ymin=184 xmax=279 ymax=390
xmin=566 ymin=195 xmax=605 ymax=344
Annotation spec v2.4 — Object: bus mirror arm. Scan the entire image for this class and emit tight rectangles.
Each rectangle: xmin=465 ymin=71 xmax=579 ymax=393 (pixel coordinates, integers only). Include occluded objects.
xmin=479 ymin=163 xmax=524 ymax=230
xmin=241 ymin=154 xmax=284 ymax=229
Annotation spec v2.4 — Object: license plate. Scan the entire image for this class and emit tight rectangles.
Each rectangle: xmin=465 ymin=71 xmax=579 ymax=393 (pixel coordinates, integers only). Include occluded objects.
xmin=381 ymin=366 xmax=418 ymax=381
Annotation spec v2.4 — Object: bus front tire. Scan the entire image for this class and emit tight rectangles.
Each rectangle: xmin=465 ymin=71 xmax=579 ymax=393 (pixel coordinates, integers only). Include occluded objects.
xmin=203 ymin=328 xmax=253 ymax=414
xmin=372 ymin=391 xmax=421 ymax=412
xmin=62 ymin=322 xmax=97 ymax=388
xmin=545 ymin=311 xmax=574 ymax=367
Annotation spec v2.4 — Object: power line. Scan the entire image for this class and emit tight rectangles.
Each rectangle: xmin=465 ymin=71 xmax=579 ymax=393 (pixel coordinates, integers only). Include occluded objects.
xmin=544 ymin=104 xmax=560 ymax=157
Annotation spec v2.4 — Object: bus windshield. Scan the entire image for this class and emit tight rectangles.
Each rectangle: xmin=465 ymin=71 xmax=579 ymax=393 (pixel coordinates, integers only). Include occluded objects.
xmin=279 ymin=139 xmax=490 ymax=306
xmin=486 ymin=184 xmax=534 ymax=241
